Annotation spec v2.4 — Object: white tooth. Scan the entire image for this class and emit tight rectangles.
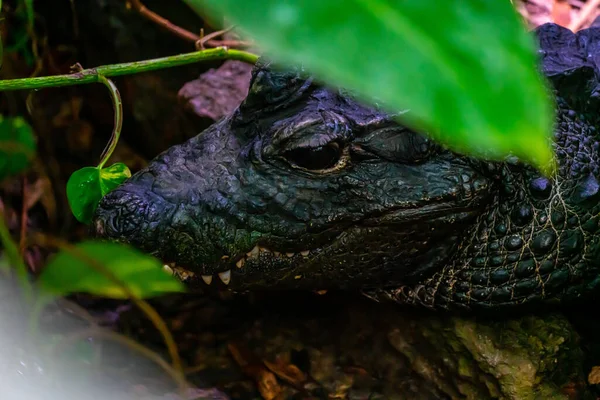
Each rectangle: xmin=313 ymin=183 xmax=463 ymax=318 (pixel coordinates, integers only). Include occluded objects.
xmin=162 ymin=264 xmax=174 ymax=274
xmin=286 ymin=252 xmax=295 ymax=258
xmin=273 ymin=251 xmax=281 ymax=257
xmin=218 ymin=270 xmax=232 ymax=285
xmin=236 ymin=258 xmax=245 ymax=268
xmin=300 ymin=250 xmax=310 ymax=257
xmin=201 ymin=275 xmax=213 ymax=285
xmin=246 ymin=245 xmax=259 ymax=258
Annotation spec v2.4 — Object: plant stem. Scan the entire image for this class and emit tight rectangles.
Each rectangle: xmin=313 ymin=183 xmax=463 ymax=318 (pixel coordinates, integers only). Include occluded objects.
xmin=0 ymin=209 xmax=32 ymax=303
xmin=96 ymin=75 xmax=123 ymax=169
xmin=0 ymin=47 xmax=258 ymax=91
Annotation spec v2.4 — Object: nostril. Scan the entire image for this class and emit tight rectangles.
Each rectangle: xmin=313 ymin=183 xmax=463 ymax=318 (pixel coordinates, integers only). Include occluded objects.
xmin=92 ymin=190 xmax=148 ymax=239
xmin=93 ymin=218 xmax=105 ymax=237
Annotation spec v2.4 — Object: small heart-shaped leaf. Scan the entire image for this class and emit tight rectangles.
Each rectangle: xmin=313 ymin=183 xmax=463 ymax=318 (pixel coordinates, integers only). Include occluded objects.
xmin=67 ymin=163 xmax=131 ymax=224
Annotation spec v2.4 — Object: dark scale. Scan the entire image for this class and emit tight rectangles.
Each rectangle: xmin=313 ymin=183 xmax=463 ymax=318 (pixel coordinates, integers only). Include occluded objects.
xmin=490 ymin=269 xmax=511 ymax=284
xmin=550 ymin=211 xmax=565 ymax=226
xmin=491 ymin=256 xmax=504 ymax=267
xmin=472 ymin=287 xmax=493 ymax=300
xmin=470 ymin=270 xmax=488 ymax=285
xmin=532 ymin=231 xmax=557 ymax=254
xmin=559 ymin=231 xmax=584 ymax=254
xmin=495 ymin=223 xmax=507 ymax=235
xmin=513 ymin=278 xmax=540 ymax=297
xmin=488 ymin=241 xmax=500 ymax=252
xmin=529 ymin=177 xmax=552 ymax=199
xmin=455 ymin=281 xmax=470 ymax=293
xmin=490 ymin=286 xmax=512 ymax=302
xmin=583 ymin=217 xmax=598 ymax=232
xmin=507 ymin=253 xmax=521 ymax=263
xmin=539 ymin=259 xmax=555 ymax=275
xmin=505 ymin=235 xmax=523 ymax=250
xmin=472 ymin=256 xmax=486 ymax=267
xmin=512 ymin=205 xmax=533 ymax=225
xmin=567 ymin=216 xmax=579 ymax=228
xmin=545 ymin=269 xmax=570 ymax=289
xmin=515 ymin=259 xmax=536 ymax=278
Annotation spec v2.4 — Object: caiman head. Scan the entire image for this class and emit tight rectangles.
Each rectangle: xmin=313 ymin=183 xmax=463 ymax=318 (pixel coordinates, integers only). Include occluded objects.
xmin=92 ymin=59 xmax=494 ymax=291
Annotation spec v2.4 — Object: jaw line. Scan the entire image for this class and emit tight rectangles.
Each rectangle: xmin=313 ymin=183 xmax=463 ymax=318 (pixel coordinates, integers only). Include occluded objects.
xmin=157 ymin=201 xmax=484 ymax=289
xmin=161 ymin=243 xmax=320 ymax=288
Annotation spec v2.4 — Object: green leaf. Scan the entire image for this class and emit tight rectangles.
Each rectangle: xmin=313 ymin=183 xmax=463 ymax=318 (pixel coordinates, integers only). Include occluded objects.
xmin=0 ymin=115 xmax=36 ymax=180
xmin=66 ymin=163 xmax=131 ymax=224
xmin=188 ymin=0 xmax=555 ymax=173
xmin=38 ymin=241 xmax=185 ymax=299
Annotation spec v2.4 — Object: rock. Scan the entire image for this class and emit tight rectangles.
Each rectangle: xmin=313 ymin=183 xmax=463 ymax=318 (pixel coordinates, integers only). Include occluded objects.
xmin=387 ymin=313 xmax=587 ymax=399
xmin=179 ymin=60 xmax=253 ymax=121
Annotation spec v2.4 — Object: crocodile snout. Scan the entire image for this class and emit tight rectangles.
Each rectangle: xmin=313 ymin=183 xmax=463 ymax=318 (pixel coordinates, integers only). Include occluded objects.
xmin=92 ymin=186 xmax=166 ymax=249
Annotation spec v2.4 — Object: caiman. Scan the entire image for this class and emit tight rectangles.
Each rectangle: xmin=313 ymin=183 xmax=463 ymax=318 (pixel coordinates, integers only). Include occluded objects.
xmin=92 ymin=23 xmax=600 ymax=311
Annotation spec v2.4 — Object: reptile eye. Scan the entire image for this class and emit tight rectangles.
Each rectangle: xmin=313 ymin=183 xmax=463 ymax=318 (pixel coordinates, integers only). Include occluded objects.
xmin=284 ymin=142 xmax=342 ymax=171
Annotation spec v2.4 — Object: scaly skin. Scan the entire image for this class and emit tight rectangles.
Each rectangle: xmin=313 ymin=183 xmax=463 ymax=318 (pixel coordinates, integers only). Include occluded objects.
xmin=92 ymin=23 xmax=600 ymax=310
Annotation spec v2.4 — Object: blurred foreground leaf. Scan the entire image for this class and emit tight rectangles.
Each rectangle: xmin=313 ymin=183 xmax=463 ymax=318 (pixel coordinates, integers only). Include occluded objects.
xmin=0 ymin=116 xmax=36 ymax=180
xmin=188 ymin=0 xmax=555 ymax=172
xmin=38 ymin=241 xmax=185 ymax=299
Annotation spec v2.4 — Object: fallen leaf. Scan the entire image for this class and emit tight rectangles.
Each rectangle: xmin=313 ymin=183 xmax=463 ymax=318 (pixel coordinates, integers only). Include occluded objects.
xmin=228 ymin=342 xmax=283 ymax=400
xmin=588 ymin=365 xmax=600 ymax=384
xmin=263 ymin=358 xmax=307 ymax=387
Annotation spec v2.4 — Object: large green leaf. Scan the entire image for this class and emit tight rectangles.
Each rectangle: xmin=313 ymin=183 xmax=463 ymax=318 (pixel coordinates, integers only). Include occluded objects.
xmin=66 ymin=163 xmax=131 ymax=224
xmin=38 ymin=241 xmax=185 ymax=299
xmin=187 ymin=0 xmax=555 ymax=172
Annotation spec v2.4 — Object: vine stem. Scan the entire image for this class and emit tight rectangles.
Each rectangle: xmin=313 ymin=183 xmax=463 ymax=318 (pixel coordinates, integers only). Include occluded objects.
xmin=0 ymin=47 xmax=258 ymax=91
xmin=96 ymin=74 xmax=123 ymax=169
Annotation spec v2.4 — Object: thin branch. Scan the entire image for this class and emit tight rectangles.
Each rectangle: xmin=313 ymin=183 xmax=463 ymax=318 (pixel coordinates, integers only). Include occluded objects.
xmin=127 ymin=0 xmax=251 ymax=48
xmin=196 ymin=27 xmax=233 ymax=50
xmin=568 ymin=0 xmax=600 ymax=31
xmin=19 ymin=176 xmax=28 ymax=256
xmin=0 ymin=47 xmax=258 ymax=92
xmin=127 ymin=0 xmax=199 ymax=43
xmin=0 ymin=208 xmax=32 ymax=302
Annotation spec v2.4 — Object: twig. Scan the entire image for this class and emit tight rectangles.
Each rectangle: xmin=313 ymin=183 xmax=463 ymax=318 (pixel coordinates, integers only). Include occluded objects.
xmin=127 ymin=0 xmax=251 ymax=48
xmin=196 ymin=27 xmax=233 ymax=50
xmin=568 ymin=0 xmax=600 ymax=31
xmin=0 ymin=47 xmax=258 ymax=91
xmin=196 ymin=27 xmax=253 ymax=50
xmin=19 ymin=176 xmax=28 ymax=256
xmin=127 ymin=0 xmax=199 ymax=43
xmin=0 ymin=208 xmax=32 ymax=302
